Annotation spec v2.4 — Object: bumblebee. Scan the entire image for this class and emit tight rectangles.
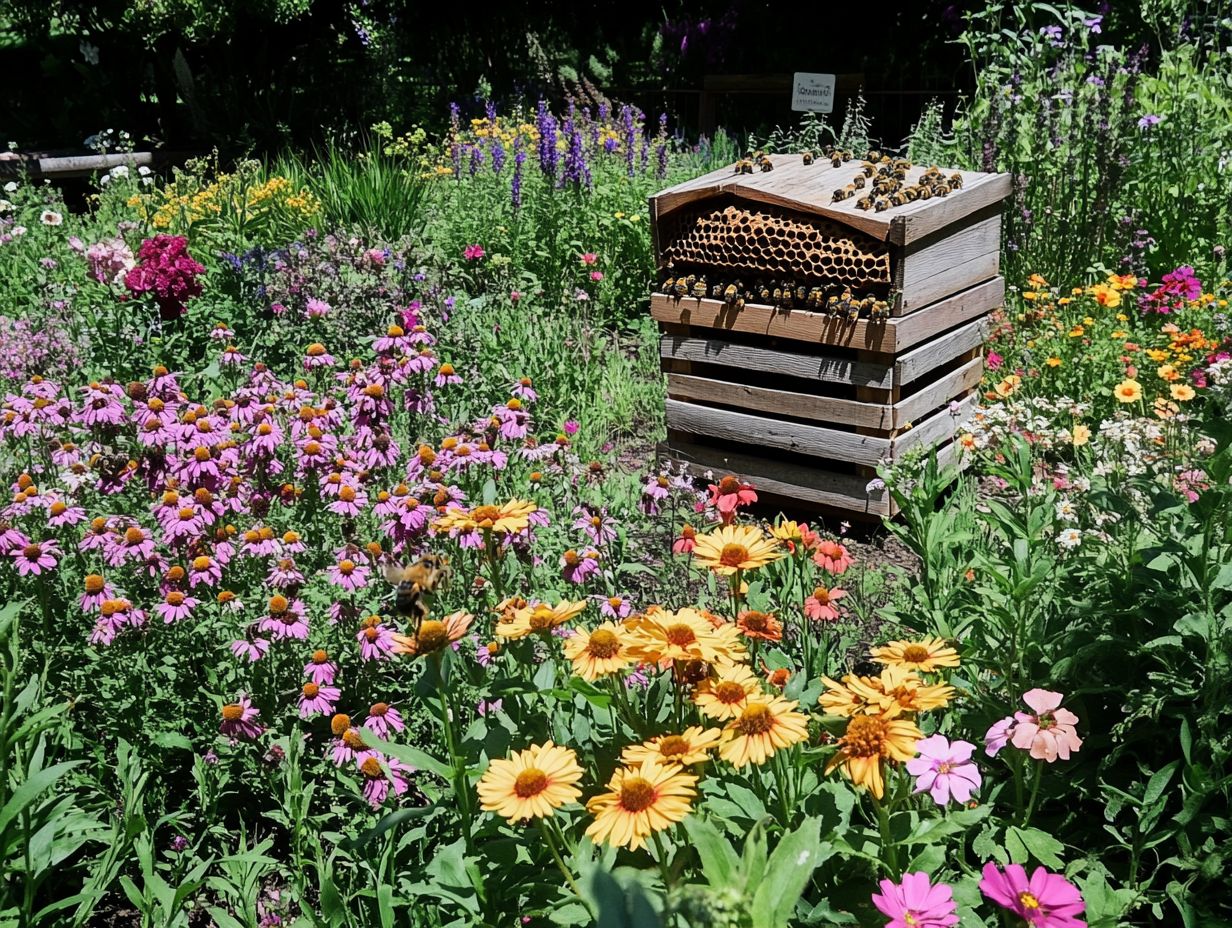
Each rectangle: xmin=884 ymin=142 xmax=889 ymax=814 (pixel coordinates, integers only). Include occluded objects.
xmin=735 ymin=159 xmax=754 ymax=174
xmin=795 ymin=284 xmax=808 ymax=304
xmin=889 ymin=191 xmax=908 ymax=207
xmin=825 ymin=295 xmax=840 ymax=316
xmin=934 ymin=183 xmax=951 ymax=197
xmin=852 ymin=175 xmax=866 ymax=190
xmin=860 ymin=161 xmax=876 ymax=177
xmin=869 ymin=300 xmax=890 ymax=321
xmin=758 ymin=155 xmax=774 ymax=172
xmin=846 ymin=303 xmax=861 ymax=323
xmin=866 ymin=149 xmax=882 ymax=162
xmin=758 ymin=284 xmax=772 ymax=302
xmin=673 ymin=277 xmax=690 ymax=298
xmin=801 ymin=151 xmax=815 ymax=165
xmin=855 ymin=195 xmax=873 ymax=211
xmin=691 ymin=277 xmax=708 ymax=299
xmin=830 ymin=155 xmax=843 ymax=169
xmin=949 ymin=173 xmax=964 ymax=189
xmin=384 ymin=554 xmax=452 ymax=621
xmin=807 ymin=287 xmax=824 ymax=309
xmin=903 ymin=187 xmax=920 ymax=202
xmin=874 ymin=197 xmax=890 ymax=213
xmin=917 ymin=185 xmax=933 ymax=201
xmin=661 ymin=276 xmax=676 ymax=295
xmin=831 ymin=187 xmax=850 ymax=203
xmin=723 ymin=283 xmax=739 ymax=304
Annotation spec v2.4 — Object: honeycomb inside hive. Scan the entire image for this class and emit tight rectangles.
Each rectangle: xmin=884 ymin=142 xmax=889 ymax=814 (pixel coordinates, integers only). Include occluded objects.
xmin=658 ymin=199 xmax=891 ymax=289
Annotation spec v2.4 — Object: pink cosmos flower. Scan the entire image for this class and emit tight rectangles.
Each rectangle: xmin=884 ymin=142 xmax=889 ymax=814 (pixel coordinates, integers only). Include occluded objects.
xmin=298 ymin=682 xmax=341 ymax=718
xmin=463 ymin=244 xmax=485 ymax=261
xmin=804 ymin=585 xmax=846 ymax=622
xmin=219 ymin=694 xmax=263 ymax=740
xmin=230 ymin=637 xmax=270 ymax=663
xmin=1011 ymin=689 xmax=1083 ymax=762
xmin=871 ymin=872 xmax=959 ymax=928
xmin=477 ymin=698 xmax=503 ymax=717
xmin=905 ymin=735 xmax=982 ymax=806
xmin=979 ymin=863 xmax=1085 ymax=928
xmin=11 ymin=538 xmax=60 ymax=576
xmin=363 ymin=702 xmax=405 ymax=738
xmin=359 ymin=754 xmax=410 ymax=808
xmin=985 ymin=716 xmax=1016 ymax=757
xmin=814 ymin=540 xmax=854 ymax=575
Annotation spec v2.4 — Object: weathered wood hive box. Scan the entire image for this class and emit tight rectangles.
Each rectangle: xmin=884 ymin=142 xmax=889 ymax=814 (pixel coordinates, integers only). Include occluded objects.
xmin=649 ymin=152 xmax=1011 ymax=518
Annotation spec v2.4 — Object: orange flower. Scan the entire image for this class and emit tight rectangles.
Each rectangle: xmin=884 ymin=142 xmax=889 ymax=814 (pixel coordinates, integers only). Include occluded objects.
xmin=736 ymin=610 xmax=782 ymax=642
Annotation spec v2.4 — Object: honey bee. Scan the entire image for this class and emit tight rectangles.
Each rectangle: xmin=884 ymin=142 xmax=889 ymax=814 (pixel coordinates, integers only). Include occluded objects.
xmin=673 ymin=276 xmax=689 ymax=298
xmin=801 ymin=151 xmax=815 ymax=165
xmin=889 ymin=191 xmax=908 ymax=207
xmin=916 ymin=185 xmax=933 ymax=201
xmin=772 ymin=285 xmax=784 ymax=304
xmin=830 ymin=156 xmax=843 ymax=169
xmin=846 ymin=303 xmax=861 ymax=322
xmin=866 ymin=149 xmax=882 ymax=162
xmin=831 ymin=187 xmax=849 ymax=203
xmin=903 ymin=187 xmax=920 ymax=202
xmin=874 ymin=197 xmax=890 ymax=212
xmin=795 ymin=284 xmax=808 ymax=304
xmin=855 ymin=195 xmax=873 ymax=211
xmin=758 ymin=284 xmax=772 ymax=303
xmin=661 ymin=275 xmax=676 ymax=295
xmin=723 ymin=283 xmax=739 ymax=303
xmin=949 ymin=173 xmax=964 ymax=189
xmin=691 ymin=277 xmax=708 ymax=298
xmin=735 ymin=159 xmax=754 ymax=174
xmin=825 ymin=294 xmax=840 ymax=315
xmin=807 ymin=287 xmax=823 ymax=309
xmin=384 ymin=554 xmax=452 ymax=621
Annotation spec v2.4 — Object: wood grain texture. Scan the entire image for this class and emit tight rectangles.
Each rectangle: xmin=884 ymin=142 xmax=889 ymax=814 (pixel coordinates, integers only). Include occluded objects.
xmin=889 ymin=173 xmax=1013 ymax=246
xmin=891 ymin=357 xmax=983 ymax=428
xmin=660 ymin=335 xmax=895 ymax=388
xmin=895 ymin=214 xmax=1002 ymax=311
xmin=891 ymin=393 xmax=978 ymax=458
xmin=666 ymin=398 xmax=892 ymax=465
xmin=666 ymin=373 xmax=896 ymax=429
xmin=651 ymin=155 xmax=1009 ymax=243
xmin=895 ymin=315 xmax=990 ymax=385
xmin=659 ymin=435 xmax=893 ymax=517
xmin=651 ymin=276 xmax=1004 ymax=353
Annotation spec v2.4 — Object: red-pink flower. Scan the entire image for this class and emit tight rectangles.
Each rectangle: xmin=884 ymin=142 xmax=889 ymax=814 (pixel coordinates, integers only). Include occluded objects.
xmin=1011 ymin=688 xmax=1083 ymax=762
xmin=813 ymin=540 xmax=854 ymax=575
xmin=580 ymin=252 xmax=598 ymax=265
xmin=871 ymin=871 xmax=959 ymax=928
xmin=804 ymin=585 xmax=846 ymax=621
xmin=463 ymin=244 xmax=486 ymax=261
xmin=707 ymin=475 xmax=757 ymax=523
xmin=979 ymin=862 xmax=1085 ymax=927
xmin=672 ymin=524 xmax=697 ymax=554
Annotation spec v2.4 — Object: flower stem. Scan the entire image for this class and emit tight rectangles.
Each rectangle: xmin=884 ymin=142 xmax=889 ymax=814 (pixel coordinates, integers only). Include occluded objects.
xmin=871 ymin=790 xmax=900 ymax=877
xmin=434 ymin=654 xmax=474 ymax=850
xmin=1020 ymin=761 xmax=1043 ymax=828
xmin=651 ymin=829 xmax=675 ymax=894
xmin=539 ymin=818 xmax=594 ymax=917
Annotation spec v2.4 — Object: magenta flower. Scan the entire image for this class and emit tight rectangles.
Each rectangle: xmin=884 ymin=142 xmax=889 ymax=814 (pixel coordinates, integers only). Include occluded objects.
xmin=124 ymin=235 xmax=205 ymax=321
xmin=357 ymin=622 xmax=396 ymax=661
xmin=156 ymin=590 xmax=199 ymax=624
xmin=11 ymin=538 xmax=60 ymax=576
xmin=1011 ymin=689 xmax=1083 ymax=762
xmin=599 ymin=595 xmax=632 ymax=619
xmin=230 ymin=637 xmax=270 ymax=663
xmin=47 ymin=499 xmax=86 ymax=528
xmin=979 ymin=862 xmax=1085 ymax=927
xmin=220 ymin=694 xmax=263 ymax=740
xmin=305 ymin=297 xmax=331 ymax=318
xmin=298 ymin=682 xmax=341 ymax=718
xmin=359 ymin=754 xmax=411 ymax=808
xmin=561 ymin=548 xmax=600 ymax=584
xmin=871 ymin=872 xmax=959 ymax=928
xmin=580 ymin=252 xmax=598 ymax=265
xmin=463 ymin=244 xmax=485 ymax=261
xmin=363 ymin=702 xmax=405 ymax=738
xmin=305 ymin=649 xmax=338 ymax=685
xmin=905 ymin=735 xmax=982 ymax=806
xmin=987 ymin=351 xmax=1004 ymax=371
xmin=327 ymin=557 xmax=370 ymax=591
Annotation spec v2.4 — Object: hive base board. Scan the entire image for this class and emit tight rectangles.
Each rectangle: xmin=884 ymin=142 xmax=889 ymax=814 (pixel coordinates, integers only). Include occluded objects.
xmin=659 ymin=433 xmax=966 ymax=521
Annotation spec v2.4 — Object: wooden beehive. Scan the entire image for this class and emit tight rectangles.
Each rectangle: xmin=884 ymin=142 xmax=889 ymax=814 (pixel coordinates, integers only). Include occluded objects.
xmin=649 ymin=153 xmax=1011 ymax=518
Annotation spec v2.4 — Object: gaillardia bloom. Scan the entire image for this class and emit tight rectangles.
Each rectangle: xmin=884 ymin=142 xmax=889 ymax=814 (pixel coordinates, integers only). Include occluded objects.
xmin=477 ymin=741 xmax=584 ymax=821
xmin=718 ymin=696 xmax=810 ymax=767
xmin=496 ymin=600 xmax=588 ymax=640
xmin=621 ymin=726 xmax=722 ymax=766
xmin=434 ymin=499 xmax=538 ymax=536
xmin=736 ymin=610 xmax=783 ymax=642
xmin=563 ymin=622 xmax=632 ymax=680
xmin=820 ymin=666 xmax=954 ymax=719
xmin=825 ymin=714 xmax=922 ymax=799
xmin=391 ymin=610 xmax=474 ymax=656
xmin=693 ymin=663 xmax=763 ymax=720
xmin=690 ymin=524 xmax=783 ymax=576
xmin=585 ymin=759 xmax=697 ymax=850
xmin=624 ymin=606 xmax=746 ymax=667
xmin=869 ymin=637 xmax=960 ymax=673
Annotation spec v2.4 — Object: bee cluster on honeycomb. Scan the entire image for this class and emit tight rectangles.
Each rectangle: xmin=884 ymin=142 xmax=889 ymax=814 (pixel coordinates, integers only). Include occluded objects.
xmin=656 ymin=270 xmax=890 ymax=322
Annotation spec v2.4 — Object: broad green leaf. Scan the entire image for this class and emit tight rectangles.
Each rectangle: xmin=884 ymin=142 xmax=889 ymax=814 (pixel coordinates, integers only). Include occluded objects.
xmin=681 ymin=816 xmax=740 ymax=888
xmin=360 ymin=732 xmax=453 ymax=780
xmin=751 ymin=817 xmax=826 ymax=928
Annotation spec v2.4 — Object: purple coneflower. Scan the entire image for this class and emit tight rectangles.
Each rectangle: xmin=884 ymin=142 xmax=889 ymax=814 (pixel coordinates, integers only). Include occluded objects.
xmin=220 ymin=694 xmax=263 ymax=740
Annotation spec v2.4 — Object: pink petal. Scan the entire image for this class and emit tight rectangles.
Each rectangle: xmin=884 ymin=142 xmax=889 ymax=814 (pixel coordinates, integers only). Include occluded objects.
xmin=1022 ymin=687 xmax=1063 ymax=714
xmin=1011 ymin=722 xmax=1040 ymax=750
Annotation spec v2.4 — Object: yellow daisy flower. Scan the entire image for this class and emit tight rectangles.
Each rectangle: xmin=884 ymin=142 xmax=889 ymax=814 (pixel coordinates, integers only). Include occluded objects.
xmin=691 ymin=524 xmax=783 ymax=576
xmin=391 ymin=610 xmax=474 ymax=656
xmin=1114 ymin=379 xmax=1143 ymax=403
xmin=718 ymin=696 xmax=810 ymax=768
xmin=824 ymin=714 xmax=922 ymax=799
xmin=585 ymin=760 xmax=697 ymax=850
xmin=496 ymin=600 xmax=588 ymax=640
xmin=477 ymin=741 xmax=584 ymax=821
xmin=562 ymin=622 xmax=632 ymax=681
xmin=624 ymin=607 xmax=746 ymax=667
xmin=1170 ymin=384 xmax=1196 ymax=402
xmin=869 ymin=637 xmax=960 ymax=673
xmin=845 ymin=666 xmax=954 ymax=717
xmin=621 ymin=726 xmax=722 ymax=766
xmin=693 ymin=663 xmax=763 ymax=720
xmin=434 ymin=499 xmax=538 ymax=536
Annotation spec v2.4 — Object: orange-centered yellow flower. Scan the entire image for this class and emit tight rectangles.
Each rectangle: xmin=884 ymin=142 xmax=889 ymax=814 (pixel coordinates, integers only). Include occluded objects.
xmin=718 ymin=696 xmax=810 ymax=767
xmin=691 ymin=524 xmax=783 ymax=575
xmin=434 ymin=499 xmax=538 ymax=536
xmin=562 ymin=622 xmax=632 ymax=681
xmin=693 ymin=663 xmax=763 ymax=720
xmin=477 ymin=741 xmax=584 ymax=821
xmin=623 ymin=607 xmax=746 ymax=667
xmin=585 ymin=760 xmax=697 ymax=850
xmin=1114 ymin=379 xmax=1143 ymax=403
xmin=496 ymin=600 xmax=588 ymax=640
xmin=820 ymin=667 xmax=954 ymax=718
xmin=391 ymin=610 xmax=474 ymax=656
xmin=825 ymin=714 xmax=922 ymax=799
xmin=869 ymin=637 xmax=960 ymax=673
xmin=621 ymin=726 xmax=722 ymax=767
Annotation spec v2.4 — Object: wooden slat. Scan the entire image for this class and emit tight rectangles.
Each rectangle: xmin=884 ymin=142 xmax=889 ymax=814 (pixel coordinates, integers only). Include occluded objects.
xmin=895 ymin=214 xmax=1002 ymax=312
xmin=895 ymin=315 xmax=990 ymax=385
xmin=891 ymin=393 xmax=978 ymax=459
xmin=651 ymin=156 xmax=1009 ymax=243
xmin=901 ymin=251 xmax=1001 ymax=314
xmin=660 ymin=435 xmax=893 ymax=517
xmin=651 ymin=276 xmax=1004 ymax=353
xmin=660 ymin=335 xmax=894 ymax=389
xmin=891 ymin=357 xmax=983 ymax=428
xmin=666 ymin=399 xmax=891 ymax=466
xmin=889 ymin=173 xmax=1013 ymax=246
xmin=667 ymin=373 xmax=895 ymax=429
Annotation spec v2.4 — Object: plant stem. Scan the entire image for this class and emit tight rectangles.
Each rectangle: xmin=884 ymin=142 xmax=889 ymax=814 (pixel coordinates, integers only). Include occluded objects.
xmin=538 ymin=818 xmax=594 ymax=917
xmin=1021 ymin=761 xmax=1043 ymax=828
xmin=434 ymin=654 xmax=474 ymax=850
xmin=871 ymin=790 xmax=900 ymax=877
xmin=651 ymin=829 xmax=675 ymax=894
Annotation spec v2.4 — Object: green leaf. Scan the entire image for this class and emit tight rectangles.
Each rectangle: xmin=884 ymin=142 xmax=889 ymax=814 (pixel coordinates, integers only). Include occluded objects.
xmin=317 ymin=853 xmax=345 ymax=927
xmin=1006 ymin=826 xmax=1065 ymax=868
xmin=751 ymin=817 xmax=826 ymax=928
xmin=206 ymin=907 xmax=246 ymax=928
xmin=725 ymin=783 xmax=767 ymax=821
xmin=0 ymin=761 xmax=82 ymax=834
xmin=681 ymin=816 xmax=741 ymax=888
xmin=740 ymin=818 xmax=770 ymax=890
xmin=360 ymin=732 xmax=453 ymax=780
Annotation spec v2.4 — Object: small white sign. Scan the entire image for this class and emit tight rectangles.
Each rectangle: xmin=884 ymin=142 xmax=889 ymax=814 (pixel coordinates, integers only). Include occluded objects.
xmin=791 ymin=72 xmax=836 ymax=113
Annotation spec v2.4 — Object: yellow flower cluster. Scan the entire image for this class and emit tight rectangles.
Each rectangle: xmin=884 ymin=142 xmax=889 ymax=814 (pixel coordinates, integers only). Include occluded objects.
xmin=131 ymin=173 xmax=320 ymax=231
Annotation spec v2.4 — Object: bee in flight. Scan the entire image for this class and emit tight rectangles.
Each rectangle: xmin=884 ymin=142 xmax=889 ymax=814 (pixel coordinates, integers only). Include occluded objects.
xmin=383 ymin=554 xmax=452 ymax=623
